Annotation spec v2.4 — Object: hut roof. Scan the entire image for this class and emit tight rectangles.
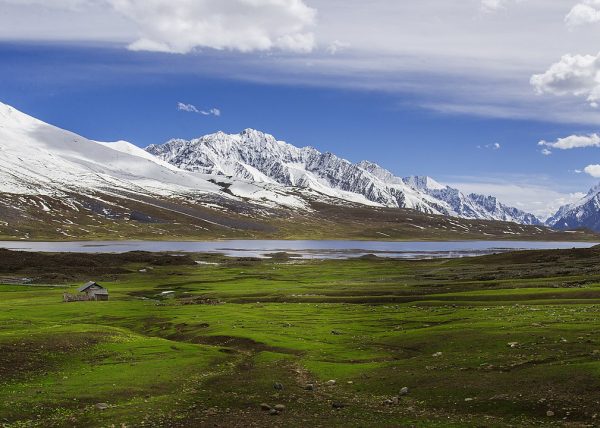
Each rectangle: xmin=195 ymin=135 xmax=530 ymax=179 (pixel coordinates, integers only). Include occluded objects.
xmin=78 ymin=281 xmax=104 ymax=292
xmin=91 ymin=288 xmax=109 ymax=296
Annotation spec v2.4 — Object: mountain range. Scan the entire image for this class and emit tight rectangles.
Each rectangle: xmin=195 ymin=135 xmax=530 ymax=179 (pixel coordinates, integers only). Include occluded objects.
xmin=0 ymin=100 xmax=597 ymax=240
xmin=146 ymin=129 xmax=542 ymax=225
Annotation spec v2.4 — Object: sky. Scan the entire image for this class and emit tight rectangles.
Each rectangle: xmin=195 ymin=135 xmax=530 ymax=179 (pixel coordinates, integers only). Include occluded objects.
xmin=2 ymin=0 xmax=600 ymax=219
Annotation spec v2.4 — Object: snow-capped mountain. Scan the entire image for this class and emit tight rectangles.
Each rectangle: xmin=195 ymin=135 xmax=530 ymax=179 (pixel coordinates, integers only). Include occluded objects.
xmin=0 ymin=102 xmax=306 ymax=210
xmin=546 ymin=184 xmax=600 ymax=231
xmin=147 ymin=129 xmax=542 ymax=225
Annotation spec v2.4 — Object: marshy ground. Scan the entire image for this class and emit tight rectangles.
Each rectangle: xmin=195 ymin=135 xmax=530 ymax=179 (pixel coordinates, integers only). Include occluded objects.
xmin=2 ymin=247 xmax=600 ymax=427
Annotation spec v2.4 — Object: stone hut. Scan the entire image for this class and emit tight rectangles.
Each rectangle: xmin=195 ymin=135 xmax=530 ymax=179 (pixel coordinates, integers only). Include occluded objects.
xmin=77 ymin=281 xmax=109 ymax=301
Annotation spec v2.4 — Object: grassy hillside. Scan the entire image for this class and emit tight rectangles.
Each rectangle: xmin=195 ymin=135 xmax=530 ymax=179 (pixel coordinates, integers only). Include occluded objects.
xmin=0 ymin=192 xmax=597 ymax=241
xmin=2 ymin=247 xmax=600 ymax=426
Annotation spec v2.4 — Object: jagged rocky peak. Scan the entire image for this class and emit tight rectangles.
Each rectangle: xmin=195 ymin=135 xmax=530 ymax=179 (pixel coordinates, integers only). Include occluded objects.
xmin=147 ymin=129 xmax=543 ymax=225
xmin=546 ymin=183 xmax=600 ymax=231
xmin=403 ymin=176 xmax=447 ymax=191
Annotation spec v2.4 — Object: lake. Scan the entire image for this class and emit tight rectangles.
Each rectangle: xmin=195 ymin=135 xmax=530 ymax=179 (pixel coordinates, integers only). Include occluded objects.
xmin=0 ymin=240 xmax=596 ymax=260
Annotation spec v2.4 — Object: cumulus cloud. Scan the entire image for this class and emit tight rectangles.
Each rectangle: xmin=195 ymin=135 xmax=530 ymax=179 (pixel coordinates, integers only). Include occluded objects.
xmin=111 ymin=0 xmax=317 ymax=54
xmin=177 ymin=102 xmax=221 ymax=117
xmin=565 ymin=0 xmax=600 ymax=27
xmin=538 ymin=133 xmax=600 ymax=149
xmin=531 ymin=52 xmax=600 ymax=107
xmin=584 ymin=164 xmax=600 ymax=177
xmin=541 ymin=148 xmax=552 ymax=156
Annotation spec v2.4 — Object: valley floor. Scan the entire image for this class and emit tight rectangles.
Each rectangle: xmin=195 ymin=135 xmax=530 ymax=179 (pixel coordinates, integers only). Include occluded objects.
xmin=3 ymin=247 xmax=600 ymax=426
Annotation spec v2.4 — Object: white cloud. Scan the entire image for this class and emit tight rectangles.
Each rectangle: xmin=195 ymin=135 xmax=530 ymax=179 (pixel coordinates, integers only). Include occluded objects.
xmin=481 ymin=0 xmax=510 ymax=12
xmin=177 ymin=102 xmax=220 ymax=117
xmin=477 ymin=142 xmax=501 ymax=150
xmin=326 ymin=40 xmax=350 ymax=55
xmin=584 ymin=164 xmax=600 ymax=177
xmin=541 ymin=148 xmax=553 ymax=155
xmin=177 ymin=102 xmax=199 ymax=113
xmin=531 ymin=52 xmax=600 ymax=107
xmin=566 ymin=0 xmax=600 ymax=27
xmin=112 ymin=0 xmax=317 ymax=54
xmin=538 ymin=133 xmax=600 ymax=149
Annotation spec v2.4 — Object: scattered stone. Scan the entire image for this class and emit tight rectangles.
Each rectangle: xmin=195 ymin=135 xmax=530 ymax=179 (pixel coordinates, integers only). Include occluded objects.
xmin=304 ymin=384 xmax=315 ymax=391
xmin=274 ymin=404 xmax=286 ymax=411
xmin=325 ymin=380 xmax=337 ymax=386
xmin=547 ymin=410 xmax=555 ymax=417
xmin=331 ymin=330 xmax=342 ymax=335
xmin=432 ymin=352 xmax=443 ymax=357
xmin=347 ymin=381 xmax=353 ymax=385
xmin=332 ymin=402 xmax=346 ymax=409
xmin=273 ymin=382 xmax=284 ymax=390
xmin=507 ymin=342 xmax=519 ymax=348
xmin=269 ymin=409 xmax=279 ymax=416
xmin=383 ymin=399 xmax=393 ymax=406
xmin=95 ymin=403 xmax=109 ymax=411
xmin=399 ymin=387 xmax=409 ymax=396
xmin=260 ymin=403 xmax=271 ymax=411
xmin=465 ymin=398 xmax=474 ymax=402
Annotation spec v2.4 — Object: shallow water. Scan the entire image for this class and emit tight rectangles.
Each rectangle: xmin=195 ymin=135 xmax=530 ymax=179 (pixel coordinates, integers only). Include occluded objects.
xmin=0 ymin=240 xmax=596 ymax=260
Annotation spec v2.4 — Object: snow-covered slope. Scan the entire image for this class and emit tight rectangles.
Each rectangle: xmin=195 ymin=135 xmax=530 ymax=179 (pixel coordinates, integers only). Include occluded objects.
xmin=0 ymin=102 xmax=307 ymax=210
xmin=546 ymin=184 xmax=600 ymax=231
xmin=147 ymin=129 xmax=542 ymax=225
xmin=96 ymin=140 xmax=182 ymax=172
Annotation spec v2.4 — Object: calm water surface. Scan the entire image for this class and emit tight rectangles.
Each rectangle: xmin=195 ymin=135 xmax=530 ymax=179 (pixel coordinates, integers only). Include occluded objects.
xmin=0 ymin=240 xmax=596 ymax=259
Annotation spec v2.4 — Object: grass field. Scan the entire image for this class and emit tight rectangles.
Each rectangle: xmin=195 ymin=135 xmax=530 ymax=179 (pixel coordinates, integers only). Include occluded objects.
xmin=3 ymin=247 xmax=600 ymax=427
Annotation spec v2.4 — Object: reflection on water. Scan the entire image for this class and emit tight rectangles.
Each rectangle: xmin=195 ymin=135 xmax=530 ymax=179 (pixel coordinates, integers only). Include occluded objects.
xmin=0 ymin=240 xmax=596 ymax=260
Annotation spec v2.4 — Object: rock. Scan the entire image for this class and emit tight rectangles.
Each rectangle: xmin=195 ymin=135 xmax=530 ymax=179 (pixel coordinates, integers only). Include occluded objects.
xmin=331 ymin=330 xmax=342 ymax=335
xmin=383 ymin=399 xmax=393 ymax=406
xmin=391 ymin=397 xmax=399 ymax=405
xmin=95 ymin=403 xmax=109 ymax=411
xmin=273 ymin=382 xmax=284 ymax=390
xmin=332 ymin=402 xmax=346 ymax=409
xmin=432 ymin=352 xmax=443 ymax=357
xmin=260 ymin=403 xmax=271 ymax=411
xmin=304 ymin=384 xmax=315 ymax=391
xmin=546 ymin=410 xmax=555 ymax=417
xmin=274 ymin=404 xmax=286 ymax=411
xmin=325 ymin=380 xmax=336 ymax=386
xmin=464 ymin=398 xmax=474 ymax=402
xmin=269 ymin=409 xmax=279 ymax=416
xmin=507 ymin=342 xmax=519 ymax=348
xmin=399 ymin=387 xmax=409 ymax=396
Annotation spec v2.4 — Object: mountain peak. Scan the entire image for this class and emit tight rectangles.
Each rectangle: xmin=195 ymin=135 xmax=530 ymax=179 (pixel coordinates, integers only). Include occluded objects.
xmin=403 ymin=176 xmax=447 ymax=191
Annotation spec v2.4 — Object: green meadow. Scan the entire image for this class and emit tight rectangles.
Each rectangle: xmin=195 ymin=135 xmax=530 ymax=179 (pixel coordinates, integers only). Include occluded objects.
xmin=3 ymin=248 xmax=600 ymax=427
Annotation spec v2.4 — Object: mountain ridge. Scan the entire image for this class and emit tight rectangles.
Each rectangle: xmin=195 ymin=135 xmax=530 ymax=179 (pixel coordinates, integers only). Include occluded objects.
xmin=147 ymin=129 xmax=543 ymax=225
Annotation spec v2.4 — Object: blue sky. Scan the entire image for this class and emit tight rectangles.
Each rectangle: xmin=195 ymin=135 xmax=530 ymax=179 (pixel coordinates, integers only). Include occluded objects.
xmin=2 ymin=1 xmax=600 ymax=218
